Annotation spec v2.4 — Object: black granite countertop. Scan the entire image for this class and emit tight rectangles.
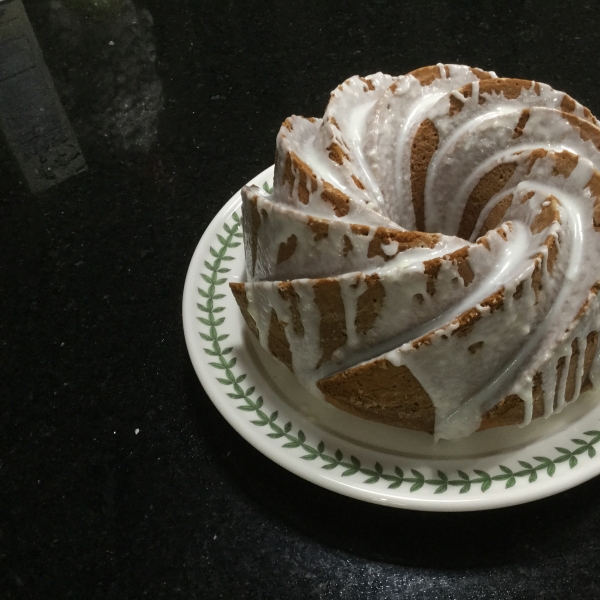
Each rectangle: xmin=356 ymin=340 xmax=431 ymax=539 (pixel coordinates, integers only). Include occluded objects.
xmin=4 ymin=1 xmax=600 ymax=598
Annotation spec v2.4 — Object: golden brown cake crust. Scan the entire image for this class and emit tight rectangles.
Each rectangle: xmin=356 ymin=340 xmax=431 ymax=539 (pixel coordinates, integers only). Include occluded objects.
xmin=457 ymin=162 xmax=517 ymax=240
xmin=410 ymin=119 xmax=439 ymax=232
xmin=317 ymin=358 xmax=436 ymax=433
xmin=314 ymin=279 xmax=348 ymax=368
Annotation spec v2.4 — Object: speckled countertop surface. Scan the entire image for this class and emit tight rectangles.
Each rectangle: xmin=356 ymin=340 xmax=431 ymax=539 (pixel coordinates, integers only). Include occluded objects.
xmin=4 ymin=1 xmax=600 ymax=598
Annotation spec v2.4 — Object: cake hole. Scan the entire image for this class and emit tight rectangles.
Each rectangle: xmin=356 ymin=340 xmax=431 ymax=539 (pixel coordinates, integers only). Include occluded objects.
xmin=413 ymin=293 xmax=425 ymax=304
xmin=468 ymin=341 xmax=484 ymax=354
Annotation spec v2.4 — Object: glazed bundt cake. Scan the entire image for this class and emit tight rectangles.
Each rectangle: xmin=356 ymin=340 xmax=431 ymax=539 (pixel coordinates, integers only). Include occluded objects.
xmin=229 ymin=64 xmax=600 ymax=440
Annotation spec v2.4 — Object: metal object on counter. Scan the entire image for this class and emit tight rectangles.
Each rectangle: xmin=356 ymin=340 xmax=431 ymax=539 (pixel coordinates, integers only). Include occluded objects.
xmin=0 ymin=0 xmax=86 ymax=193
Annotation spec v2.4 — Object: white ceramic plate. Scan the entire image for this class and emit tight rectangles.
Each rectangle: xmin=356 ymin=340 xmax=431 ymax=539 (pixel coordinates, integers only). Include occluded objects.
xmin=183 ymin=166 xmax=600 ymax=512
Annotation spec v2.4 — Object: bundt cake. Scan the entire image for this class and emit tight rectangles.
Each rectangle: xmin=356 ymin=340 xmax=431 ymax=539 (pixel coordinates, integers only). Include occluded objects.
xmin=229 ymin=64 xmax=600 ymax=440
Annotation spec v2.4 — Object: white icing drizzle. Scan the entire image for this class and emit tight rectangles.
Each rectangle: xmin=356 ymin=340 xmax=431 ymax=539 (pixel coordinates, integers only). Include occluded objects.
xmin=237 ymin=65 xmax=600 ymax=440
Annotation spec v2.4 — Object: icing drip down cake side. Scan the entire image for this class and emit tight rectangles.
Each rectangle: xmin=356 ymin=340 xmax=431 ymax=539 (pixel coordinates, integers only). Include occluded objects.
xmin=229 ymin=64 xmax=600 ymax=441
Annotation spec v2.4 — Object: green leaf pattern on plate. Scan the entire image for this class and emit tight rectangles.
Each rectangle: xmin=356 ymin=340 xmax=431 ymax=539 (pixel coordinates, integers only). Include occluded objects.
xmin=197 ymin=204 xmax=600 ymax=494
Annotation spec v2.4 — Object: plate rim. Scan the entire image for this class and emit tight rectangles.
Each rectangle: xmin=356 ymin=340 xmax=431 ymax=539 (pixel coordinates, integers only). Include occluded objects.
xmin=183 ymin=165 xmax=600 ymax=512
